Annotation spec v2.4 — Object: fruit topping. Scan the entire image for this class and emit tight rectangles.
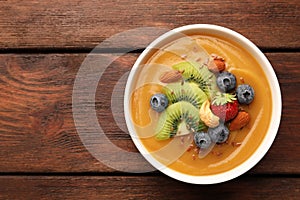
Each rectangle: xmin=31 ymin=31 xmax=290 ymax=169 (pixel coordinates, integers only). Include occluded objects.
xmin=199 ymin=99 xmax=220 ymax=128
xmin=148 ymin=49 xmax=255 ymax=159
xmin=172 ymin=61 xmax=218 ymax=98
xmin=216 ymin=71 xmax=236 ymax=92
xmin=211 ymin=92 xmax=239 ymax=122
xmin=150 ymin=93 xmax=168 ymax=112
xmin=208 ymin=123 xmax=230 ymax=144
xmin=208 ymin=54 xmax=226 ymax=73
xmin=163 ymin=82 xmax=207 ymax=109
xmin=155 ymin=101 xmax=205 ymax=140
xmin=236 ymin=84 xmax=255 ymax=104
xmin=194 ymin=132 xmax=212 ymax=149
xmin=160 ymin=70 xmax=183 ymax=83
xmin=229 ymin=111 xmax=250 ymax=131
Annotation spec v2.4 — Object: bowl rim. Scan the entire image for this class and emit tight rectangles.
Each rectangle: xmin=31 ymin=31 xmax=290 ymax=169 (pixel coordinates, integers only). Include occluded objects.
xmin=124 ymin=24 xmax=282 ymax=184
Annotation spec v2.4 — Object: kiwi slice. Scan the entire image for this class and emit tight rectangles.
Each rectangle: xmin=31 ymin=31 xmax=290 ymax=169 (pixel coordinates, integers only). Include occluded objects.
xmin=155 ymin=101 xmax=205 ymax=140
xmin=163 ymin=82 xmax=207 ymax=109
xmin=172 ymin=61 xmax=218 ymax=98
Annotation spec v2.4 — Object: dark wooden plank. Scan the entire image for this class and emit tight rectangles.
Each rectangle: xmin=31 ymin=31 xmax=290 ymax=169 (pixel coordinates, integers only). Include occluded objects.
xmin=0 ymin=176 xmax=299 ymax=199
xmin=0 ymin=0 xmax=299 ymax=49
xmin=0 ymin=53 xmax=299 ymax=173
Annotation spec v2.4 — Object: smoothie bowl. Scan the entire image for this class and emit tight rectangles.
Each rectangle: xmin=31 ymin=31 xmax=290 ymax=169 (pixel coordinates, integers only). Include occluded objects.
xmin=124 ymin=24 xmax=281 ymax=184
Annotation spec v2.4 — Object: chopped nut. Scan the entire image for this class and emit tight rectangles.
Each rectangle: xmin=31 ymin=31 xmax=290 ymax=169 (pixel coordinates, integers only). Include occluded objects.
xmin=192 ymin=154 xmax=196 ymax=160
xmin=215 ymin=152 xmax=223 ymax=157
xmin=187 ymin=144 xmax=193 ymax=152
xmin=240 ymin=77 xmax=245 ymax=83
xmin=212 ymin=151 xmax=222 ymax=156
xmin=231 ymin=142 xmax=242 ymax=147
xmin=181 ymin=54 xmax=187 ymax=59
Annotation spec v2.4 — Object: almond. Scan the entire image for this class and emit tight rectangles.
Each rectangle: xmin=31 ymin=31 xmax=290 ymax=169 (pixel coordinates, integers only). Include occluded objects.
xmin=208 ymin=55 xmax=226 ymax=73
xmin=160 ymin=70 xmax=183 ymax=83
xmin=229 ymin=111 xmax=250 ymax=131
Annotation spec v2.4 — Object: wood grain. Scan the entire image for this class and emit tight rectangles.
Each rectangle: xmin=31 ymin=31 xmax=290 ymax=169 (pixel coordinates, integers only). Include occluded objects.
xmin=0 ymin=53 xmax=299 ymax=173
xmin=0 ymin=176 xmax=299 ymax=199
xmin=0 ymin=0 xmax=299 ymax=50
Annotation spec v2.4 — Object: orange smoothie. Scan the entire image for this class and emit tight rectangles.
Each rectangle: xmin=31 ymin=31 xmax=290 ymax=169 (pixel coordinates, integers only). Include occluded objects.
xmin=130 ymin=35 xmax=272 ymax=175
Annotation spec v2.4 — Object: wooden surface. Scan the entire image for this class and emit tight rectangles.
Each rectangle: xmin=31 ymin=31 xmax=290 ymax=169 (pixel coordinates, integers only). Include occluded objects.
xmin=0 ymin=0 xmax=299 ymax=199
xmin=0 ymin=176 xmax=299 ymax=199
xmin=0 ymin=0 xmax=299 ymax=50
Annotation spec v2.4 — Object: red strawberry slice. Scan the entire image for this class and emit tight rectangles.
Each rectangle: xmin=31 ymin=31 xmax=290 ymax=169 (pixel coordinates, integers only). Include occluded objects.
xmin=210 ymin=92 xmax=239 ymax=122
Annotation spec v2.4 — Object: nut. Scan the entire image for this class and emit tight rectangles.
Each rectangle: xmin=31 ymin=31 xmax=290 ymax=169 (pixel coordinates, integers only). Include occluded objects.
xmin=159 ymin=70 xmax=183 ymax=83
xmin=229 ymin=111 xmax=250 ymax=131
xmin=199 ymin=100 xmax=220 ymax=128
xmin=208 ymin=54 xmax=226 ymax=73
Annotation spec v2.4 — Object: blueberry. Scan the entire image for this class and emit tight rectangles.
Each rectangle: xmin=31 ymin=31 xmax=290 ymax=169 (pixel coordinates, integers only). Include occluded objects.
xmin=236 ymin=84 xmax=255 ymax=104
xmin=194 ymin=132 xmax=212 ymax=149
xmin=150 ymin=93 xmax=168 ymax=112
xmin=208 ymin=123 xmax=229 ymax=144
xmin=216 ymin=72 xmax=236 ymax=92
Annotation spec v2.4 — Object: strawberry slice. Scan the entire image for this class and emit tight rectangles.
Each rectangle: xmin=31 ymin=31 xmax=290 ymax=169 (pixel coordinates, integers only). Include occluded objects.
xmin=210 ymin=92 xmax=239 ymax=122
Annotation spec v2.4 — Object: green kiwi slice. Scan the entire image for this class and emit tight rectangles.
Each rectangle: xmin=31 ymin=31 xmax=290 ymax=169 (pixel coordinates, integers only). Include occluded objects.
xmin=172 ymin=61 xmax=218 ymax=98
xmin=155 ymin=101 xmax=205 ymax=140
xmin=163 ymin=82 xmax=207 ymax=109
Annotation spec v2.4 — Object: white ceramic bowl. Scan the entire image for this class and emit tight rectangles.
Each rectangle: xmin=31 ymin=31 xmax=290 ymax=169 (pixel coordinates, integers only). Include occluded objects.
xmin=124 ymin=24 xmax=282 ymax=184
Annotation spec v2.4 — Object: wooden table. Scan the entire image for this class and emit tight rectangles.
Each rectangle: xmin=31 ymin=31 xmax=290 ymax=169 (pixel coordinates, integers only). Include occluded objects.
xmin=0 ymin=1 xmax=299 ymax=199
